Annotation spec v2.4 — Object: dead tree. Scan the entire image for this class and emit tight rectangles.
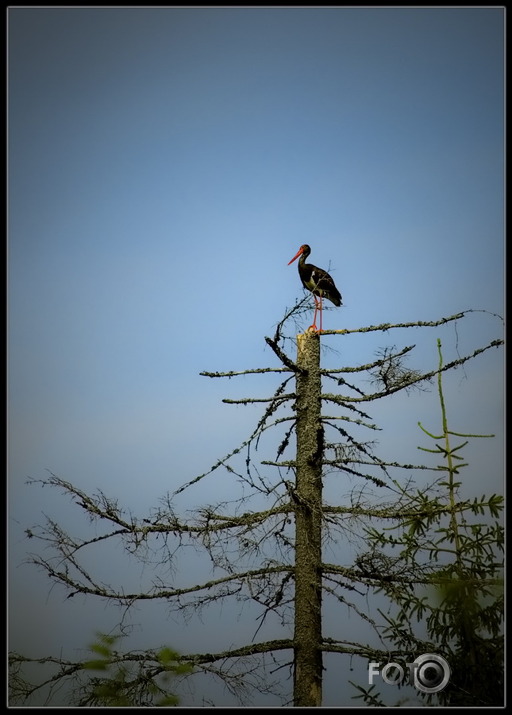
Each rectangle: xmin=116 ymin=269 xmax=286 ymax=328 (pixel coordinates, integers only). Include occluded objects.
xmin=293 ymin=332 xmax=323 ymax=706
xmin=9 ymin=304 xmax=504 ymax=707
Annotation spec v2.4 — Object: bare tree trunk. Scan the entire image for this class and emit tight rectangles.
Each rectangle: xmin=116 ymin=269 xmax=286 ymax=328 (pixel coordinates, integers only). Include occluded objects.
xmin=293 ymin=331 xmax=323 ymax=707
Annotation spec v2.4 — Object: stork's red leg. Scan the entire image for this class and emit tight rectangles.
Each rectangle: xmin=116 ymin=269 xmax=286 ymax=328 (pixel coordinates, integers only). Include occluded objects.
xmin=309 ymin=295 xmax=320 ymax=331
xmin=310 ymin=295 xmax=323 ymax=333
xmin=311 ymin=303 xmax=318 ymax=331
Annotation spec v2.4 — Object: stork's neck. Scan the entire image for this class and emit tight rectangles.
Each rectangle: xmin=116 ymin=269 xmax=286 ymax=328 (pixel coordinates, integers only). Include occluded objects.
xmin=298 ymin=251 xmax=310 ymax=267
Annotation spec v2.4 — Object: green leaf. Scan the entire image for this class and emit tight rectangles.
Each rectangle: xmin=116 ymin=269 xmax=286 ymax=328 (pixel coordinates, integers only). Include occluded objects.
xmin=83 ymin=659 xmax=109 ymax=671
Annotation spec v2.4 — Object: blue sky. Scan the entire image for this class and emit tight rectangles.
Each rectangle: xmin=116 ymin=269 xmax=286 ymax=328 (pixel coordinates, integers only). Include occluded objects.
xmin=8 ymin=6 xmax=504 ymax=707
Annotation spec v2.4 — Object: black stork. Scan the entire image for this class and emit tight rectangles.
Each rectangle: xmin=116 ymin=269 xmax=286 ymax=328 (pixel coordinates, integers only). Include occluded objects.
xmin=288 ymin=244 xmax=342 ymax=333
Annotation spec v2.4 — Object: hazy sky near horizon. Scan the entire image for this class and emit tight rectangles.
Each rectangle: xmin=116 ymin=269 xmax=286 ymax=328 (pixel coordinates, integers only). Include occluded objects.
xmin=8 ymin=6 xmax=504 ymax=706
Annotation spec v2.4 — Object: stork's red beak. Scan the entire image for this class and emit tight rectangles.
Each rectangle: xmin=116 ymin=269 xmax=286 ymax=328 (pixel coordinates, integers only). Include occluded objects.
xmin=288 ymin=246 xmax=304 ymax=265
